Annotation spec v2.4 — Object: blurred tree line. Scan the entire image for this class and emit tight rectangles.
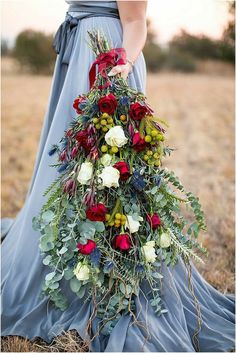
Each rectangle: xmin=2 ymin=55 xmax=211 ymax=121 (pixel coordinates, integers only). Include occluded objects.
xmin=143 ymin=2 xmax=235 ymax=72
xmin=1 ymin=2 xmax=235 ymax=74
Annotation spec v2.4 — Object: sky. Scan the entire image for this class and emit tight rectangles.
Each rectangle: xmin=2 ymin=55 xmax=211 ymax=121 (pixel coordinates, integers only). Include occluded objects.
xmin=0 ymin=0 xmax=233 ymax=46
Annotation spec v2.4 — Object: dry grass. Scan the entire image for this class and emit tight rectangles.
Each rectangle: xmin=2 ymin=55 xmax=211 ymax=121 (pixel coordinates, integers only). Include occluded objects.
xmin=1 ymin=330 xmax=89 ymax=352
xmin=1 ymin=58 xmax=235 ymax=351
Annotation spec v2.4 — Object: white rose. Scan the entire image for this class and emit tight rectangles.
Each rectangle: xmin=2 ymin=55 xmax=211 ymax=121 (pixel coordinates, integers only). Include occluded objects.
xmin=160 ymin=232 xmax=171 ymax=248
xmin=77 ymin=162 xmax=93 ymax=185
xmin=142 ymin=241 xmax=157 ymax=263
xmin=125 ymin=215 xmax=143 ymax=233
xmin=73 ymin=262 xmax=90 ymax=281
xmin=105 ymin=126 xmax=128 ymax=147
xmin=99 ymin=166 xmax=120 ymax=188
xmin=101 ymin=153 xmax=112 ymax=166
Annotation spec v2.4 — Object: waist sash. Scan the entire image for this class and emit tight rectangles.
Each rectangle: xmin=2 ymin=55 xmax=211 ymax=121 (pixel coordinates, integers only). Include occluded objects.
xmin=52 ymin=4 xmax=120 ymax=65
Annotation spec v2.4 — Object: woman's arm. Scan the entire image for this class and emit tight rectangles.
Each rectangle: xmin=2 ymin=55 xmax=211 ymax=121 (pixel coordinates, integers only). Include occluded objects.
xmin=108 ymin=0 xmax=148 ymax=79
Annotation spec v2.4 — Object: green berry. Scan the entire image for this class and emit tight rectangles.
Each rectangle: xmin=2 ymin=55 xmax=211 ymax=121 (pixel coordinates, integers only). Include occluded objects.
xmin=101 ymin=145 xmax=108 ymax=153
xmin=111 ymin=146 xmax=119 ymax=154
xmin=145 ymin=135 xmax=152 ymax=143
xmin=151 ymin=130 xmax=158 ymax=137
xmin=100 ymin=119 xmax=107 ymax=126
xmin=153 ymin=152 xmax=159 ymax=159
xmin=93 ymin=117 xmax=99 ymax=124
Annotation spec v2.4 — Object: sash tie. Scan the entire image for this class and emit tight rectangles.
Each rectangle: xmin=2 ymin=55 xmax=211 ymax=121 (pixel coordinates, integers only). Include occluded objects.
xmin=52 ymin=5 xmax=120 ymax=65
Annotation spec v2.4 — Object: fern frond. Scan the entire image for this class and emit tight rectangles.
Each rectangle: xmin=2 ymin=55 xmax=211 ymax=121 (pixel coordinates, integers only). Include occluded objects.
xmin=43 ymin=174 xmax=63 ymax=197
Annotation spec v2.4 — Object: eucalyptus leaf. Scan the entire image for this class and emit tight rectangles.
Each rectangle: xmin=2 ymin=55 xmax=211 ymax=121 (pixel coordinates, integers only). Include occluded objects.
xmin=39 ymin=235 xmax=54 ymax=252
xmin=150 ymin=186 xmax=158 ymax=194
xmin=76 ymin=285 xmax=86 ymax=298
xmin=94 ymin=221 xmax=105 ymax=232
xmin=45 ymin=271 xmax=56 ymax=281
xmin=70 ymin=277 xmax=81 ymax=293
xmin=59 ymin=246 xmax=68 ymax=254
xmin=64 ymin=268 xmax=75 ymax=280
xmin=42 ymin=255 xmax=52 ymax=265
xmin=48 ymin=282 xmax=59 ymax=290
xmin=42 ymin=210 xmax=55 ymax=223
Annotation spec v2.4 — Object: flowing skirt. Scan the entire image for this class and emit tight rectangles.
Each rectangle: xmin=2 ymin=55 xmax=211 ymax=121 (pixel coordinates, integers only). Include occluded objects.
xmin=1 ymin=9 xmax=235 ymax=353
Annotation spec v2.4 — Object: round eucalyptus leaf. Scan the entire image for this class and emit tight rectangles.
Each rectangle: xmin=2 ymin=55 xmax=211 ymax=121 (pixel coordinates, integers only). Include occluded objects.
xmin=70 ymin=277 xmax=81 ymax=293
xmin=42 ymin=210 xmax=55 ymax=223
xmin=45 ymin=271 xmax=56 ymax=281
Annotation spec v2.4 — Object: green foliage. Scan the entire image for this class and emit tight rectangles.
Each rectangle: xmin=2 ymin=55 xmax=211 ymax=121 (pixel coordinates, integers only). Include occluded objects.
xmin=164 ymin=48 xmax=196 ymax=72
xmin=13 ymin=30 xmax=56 ymax=74
xmin=143 ymin=43 xmax=167 ymax=72
xmin=1 ymin=39 xmax=9 ymax=57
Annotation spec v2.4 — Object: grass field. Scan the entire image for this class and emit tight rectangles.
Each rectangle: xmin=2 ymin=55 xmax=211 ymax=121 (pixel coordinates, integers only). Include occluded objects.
xmin=1 ymin=58 xmax=235 ymax=351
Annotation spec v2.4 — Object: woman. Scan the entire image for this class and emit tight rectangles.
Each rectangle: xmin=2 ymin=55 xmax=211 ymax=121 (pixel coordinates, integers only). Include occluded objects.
xmin=1 ymin=1 xmax=235 ymax=352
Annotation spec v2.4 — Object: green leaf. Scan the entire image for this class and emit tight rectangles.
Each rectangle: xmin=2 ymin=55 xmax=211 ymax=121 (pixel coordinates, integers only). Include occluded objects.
xmin=94 ymin=222 xmax=105 ymax=232
xmin=155 ymin=194 xmax=164 ymax=202
xmin=78 ymin=221 xmax=96 ymax=238
xmin=42 ymin=210 xmax=55 ymax=223
xmin=48 ymin=282 xmax=59 ymax=290
xmin=59 ymin=246 xmax=67 ymax=255
xmin=42 ymin=255 xmax=52 ymax=265
xmin=62 ymin=235 xmax=72 ymax=242
xmin=39 ymin=235 xmax=54 ymax=252
xmin=64 ymin=268 xmax=74 ymax=280
xmin=45 ymin=271 xmax=56 ymax=281
xmin=150 ymin=186 xmax=158 ymax=194
xmin=119 ymin=282 xmax=126 ymax=295
xmin=131 ymin=204 xmax=139 ymax=213
xmin=70 ymin=277 xmax=81 ymax=293
xmin=32 ymin=216 xmax=41 ymax=231
xmin=76 ymin=286 xmax=86 ymax=298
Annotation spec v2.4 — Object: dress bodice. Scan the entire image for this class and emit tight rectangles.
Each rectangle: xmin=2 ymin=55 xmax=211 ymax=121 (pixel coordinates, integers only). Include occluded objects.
xmin=65 ymin=0 xmax=118 ymax=10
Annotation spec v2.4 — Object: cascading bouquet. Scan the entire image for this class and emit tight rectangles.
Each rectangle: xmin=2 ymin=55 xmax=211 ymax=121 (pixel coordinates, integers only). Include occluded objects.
xmin=33 ymin=31 xmax=207 ymax=336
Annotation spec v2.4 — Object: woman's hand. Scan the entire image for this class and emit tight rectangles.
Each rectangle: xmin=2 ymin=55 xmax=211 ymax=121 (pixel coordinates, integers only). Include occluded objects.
xmin=108 ymin=62 xmax=133 ymax=80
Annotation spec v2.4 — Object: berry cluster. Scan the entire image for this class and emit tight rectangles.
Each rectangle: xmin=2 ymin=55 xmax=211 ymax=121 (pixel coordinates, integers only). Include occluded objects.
xmin=105 ymin=213 xmax=127 ymax=227
xmin=93 ymin=112 xmax=114 ymax=132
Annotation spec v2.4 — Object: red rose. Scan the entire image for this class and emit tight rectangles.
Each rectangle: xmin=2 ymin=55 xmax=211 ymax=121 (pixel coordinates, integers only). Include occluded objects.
xmin=98 ymin=94 xmax=118 ymax=115
xmin=147 ymin=213 xmax=161 ymax=230
xmin=132 ymin=132 xmax=148 ymax=152
xmin=129 ymin=102 xmax=149 ymax=121
xmin=86 ymin=203 xmax=108 ymax=222
xmin=114 ymin=233 xmax=132 ymax=251
xmin=113 ymin=161 xmax=130 ymax=181
xmin=77 ymin=239 xmax=96 ymax=255
xmin=73 ymin=96 xmax=86 ymax=114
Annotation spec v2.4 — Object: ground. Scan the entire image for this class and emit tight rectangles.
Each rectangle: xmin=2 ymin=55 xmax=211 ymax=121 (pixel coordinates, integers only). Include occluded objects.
xmin=1 ymin=58 xmax=235 ymax=351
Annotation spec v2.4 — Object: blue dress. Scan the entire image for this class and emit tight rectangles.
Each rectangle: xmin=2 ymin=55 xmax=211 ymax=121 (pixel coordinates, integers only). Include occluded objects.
xmin=1 ymin=1 xmax=235 ymax=351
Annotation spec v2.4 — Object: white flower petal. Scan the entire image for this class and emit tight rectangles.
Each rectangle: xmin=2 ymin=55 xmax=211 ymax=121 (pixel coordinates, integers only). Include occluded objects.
xmin=77 ymin=162 xmax=93 ymax=185
xmin=105 ymin=126 xmax=128 ymax=147
xmin=99 ymin=166 xmax=120 ymax=188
